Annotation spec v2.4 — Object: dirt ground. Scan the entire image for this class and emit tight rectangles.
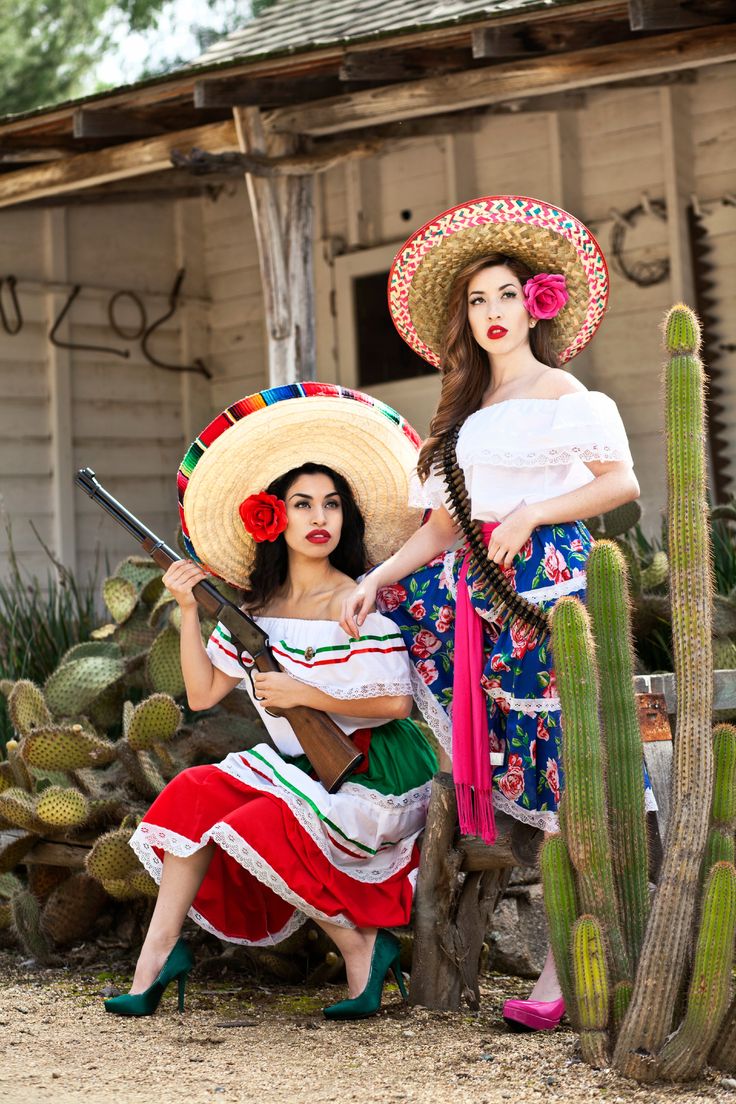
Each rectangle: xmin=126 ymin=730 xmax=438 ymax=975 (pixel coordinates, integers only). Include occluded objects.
xmin=0 ymin=949 xmax=734 ymax=1104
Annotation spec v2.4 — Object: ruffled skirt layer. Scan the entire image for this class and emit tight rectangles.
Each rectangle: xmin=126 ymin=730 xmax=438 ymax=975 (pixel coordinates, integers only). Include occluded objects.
xmin=129 ymin=719 xmax=436 ymax=945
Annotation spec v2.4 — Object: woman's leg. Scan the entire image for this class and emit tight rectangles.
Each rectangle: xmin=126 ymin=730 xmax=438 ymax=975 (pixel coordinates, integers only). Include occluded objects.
xmin=130 ymin=845 xmax=214 ymax=993
xmin=526 ymin=945 xmax=562 ymax=1002
xmin=314 ymin=919 xmax=378 ymax=997
xmin=526 ymin=830 xmax=562 ymax=1002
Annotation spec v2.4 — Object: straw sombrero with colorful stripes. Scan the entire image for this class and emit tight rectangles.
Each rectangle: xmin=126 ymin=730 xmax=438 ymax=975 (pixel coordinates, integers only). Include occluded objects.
xmin=388 ymin=195 xmax=609 ymax=366
xmin=178 ymin=383 xmax=423 ymax=588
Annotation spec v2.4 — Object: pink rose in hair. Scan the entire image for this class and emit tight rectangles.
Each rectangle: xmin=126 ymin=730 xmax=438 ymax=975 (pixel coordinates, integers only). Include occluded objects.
xmin=523 ymin=273 xmax=569 ymax=320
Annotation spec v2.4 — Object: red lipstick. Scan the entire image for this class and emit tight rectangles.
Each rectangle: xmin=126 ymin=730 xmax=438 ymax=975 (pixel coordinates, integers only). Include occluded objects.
xmin=307 ymin=530 xmax=331 ymax=543
xmin=487 ymin=326 xmax=507 ymax=339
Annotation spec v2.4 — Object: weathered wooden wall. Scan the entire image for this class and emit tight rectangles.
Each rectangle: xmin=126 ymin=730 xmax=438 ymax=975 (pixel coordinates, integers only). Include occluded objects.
xmin=0 ymin=198 xmax=208 ymax=583
xmin=0 ymin=60 xmax=733 ymax=584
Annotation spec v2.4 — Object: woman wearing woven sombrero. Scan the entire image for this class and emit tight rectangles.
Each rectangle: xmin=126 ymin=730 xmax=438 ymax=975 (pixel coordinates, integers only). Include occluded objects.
xmin=104 ymin=384 xmax=437 ymax=1022
xmin=341 ymin=196 xmax=655 ymax=1031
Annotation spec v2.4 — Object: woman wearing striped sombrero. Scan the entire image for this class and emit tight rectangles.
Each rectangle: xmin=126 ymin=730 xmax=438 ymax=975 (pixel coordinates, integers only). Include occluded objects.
xmin=104 ymin=385 xmax=437 ymax=1022
xmin=340 ymin=196 xmax=653 ymax=1031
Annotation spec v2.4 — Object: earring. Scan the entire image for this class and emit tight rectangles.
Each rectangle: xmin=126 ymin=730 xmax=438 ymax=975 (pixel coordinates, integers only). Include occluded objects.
xmin=529 ymin=319 xmax=537 ymax=329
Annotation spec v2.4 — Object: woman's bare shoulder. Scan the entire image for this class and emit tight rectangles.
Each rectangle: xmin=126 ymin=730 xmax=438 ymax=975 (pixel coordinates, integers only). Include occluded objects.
xmin=532 ymin=368 xmax=587 ymax=400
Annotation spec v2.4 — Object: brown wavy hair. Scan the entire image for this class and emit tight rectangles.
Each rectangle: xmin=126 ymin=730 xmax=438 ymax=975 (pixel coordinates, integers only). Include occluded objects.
xmin=417 ymin=253 xmax=560 ymax=480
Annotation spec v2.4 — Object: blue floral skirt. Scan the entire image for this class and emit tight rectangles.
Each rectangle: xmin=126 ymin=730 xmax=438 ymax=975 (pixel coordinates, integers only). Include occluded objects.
xmin=379 ymin=521 xmax=653 ymax=832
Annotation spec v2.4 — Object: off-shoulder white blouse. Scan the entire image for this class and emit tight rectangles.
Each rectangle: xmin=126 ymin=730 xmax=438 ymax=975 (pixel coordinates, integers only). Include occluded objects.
xmin=410 ymin=391 xmax=633 ymax=522
xmin=206 ymin=612 xmax=413 ymax=758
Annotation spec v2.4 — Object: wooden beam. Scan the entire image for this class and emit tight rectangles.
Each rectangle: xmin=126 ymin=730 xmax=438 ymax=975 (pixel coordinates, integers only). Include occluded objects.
xmin=339 ymin=50 xmax=456 ymax=82
xmin=472 ymin=18 xmax=616 ymax=58
xmin=266 ymin=24 xmax=736 ymax=136
xmin=0 ymin=119 xmax=237 ymax=210
xmin=72 ymin=108 xmax=166 ymax=139
xmin=628 ymin=0 xmax=734 ymax=31
xmin=194 ymin=75 xmax=340 ymax=109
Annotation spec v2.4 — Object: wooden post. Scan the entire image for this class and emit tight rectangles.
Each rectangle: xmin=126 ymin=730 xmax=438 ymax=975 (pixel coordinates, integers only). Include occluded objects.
xmin=233 ymin=107 xmax=315 ymax=387
xmin=410 ymin=772 xmax=521 ymax=1010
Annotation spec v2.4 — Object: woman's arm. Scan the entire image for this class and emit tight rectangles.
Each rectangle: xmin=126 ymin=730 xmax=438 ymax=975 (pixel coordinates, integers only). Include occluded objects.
xmin=251 ymin=671 xmax=413 ymax=720
xmin=162 ymin=560 xmax=243 ymax=710
xmin=340 ymin=505 xmax=458 ymax=636
xmin=486 ymin=460 xmax=640 ymax=567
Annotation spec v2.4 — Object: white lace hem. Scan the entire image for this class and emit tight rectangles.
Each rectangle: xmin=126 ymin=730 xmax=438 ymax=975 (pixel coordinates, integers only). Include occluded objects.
xmin=409 ymin=665 xmax=453 ymax=758
xmin=207 ymin=822 xmax=355 ymax=930
xmin=485 ymin=687 xmax=561 ymax=714
xmin=285 ymin=668 xmax=413 ymax=700
xmin=129 ymin=822 xmax=310 ymax=946
xmin=462 ymin=444 xmax=631 ymax=468
xmin=518 ymin=574 xmax=587 ymax=605
xmin=214 ymin=753 xmax=426 ymax=881
xmin=492 ymin=790 xmax=560 ymax=832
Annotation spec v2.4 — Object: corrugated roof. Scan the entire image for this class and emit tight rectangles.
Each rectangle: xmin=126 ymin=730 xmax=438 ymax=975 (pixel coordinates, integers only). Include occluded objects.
xmin=195 ymin=0 xmax=571 ymax=67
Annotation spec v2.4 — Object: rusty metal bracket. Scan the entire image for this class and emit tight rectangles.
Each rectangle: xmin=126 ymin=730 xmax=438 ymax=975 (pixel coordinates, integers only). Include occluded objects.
xmin=49 ymin=284 xmax=130 ymax=359
xmin=0 ymin=275 xmax=22 ymax=335
xmin=140 ymin=268 xmax=211 ymax=379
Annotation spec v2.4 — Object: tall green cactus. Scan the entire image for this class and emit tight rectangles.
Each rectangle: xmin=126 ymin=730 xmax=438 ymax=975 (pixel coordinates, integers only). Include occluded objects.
xmin=659 ymin=862 xmax=736 ymax=1080
xmin=550 ymin=597 xmax=630 ymax=984
xmin=614 ymin=304 xmax=714 ymax=1081
xmin=544 ymin=305 xmax=736 ymax=1083
xmin=586 ymin=540 xmax=650 ymax=967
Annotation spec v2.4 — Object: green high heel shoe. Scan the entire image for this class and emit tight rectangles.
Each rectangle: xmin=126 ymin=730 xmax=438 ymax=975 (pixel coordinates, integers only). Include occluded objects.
xmin=323 ymin=930 xmax=408 ymax=1021
xmin=104 ymin=937 xmax=194 ymax=1017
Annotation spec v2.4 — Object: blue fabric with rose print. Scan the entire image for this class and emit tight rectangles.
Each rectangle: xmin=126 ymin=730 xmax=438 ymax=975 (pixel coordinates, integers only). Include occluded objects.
xmin=379 ymin=521 xmax=650 ymax=831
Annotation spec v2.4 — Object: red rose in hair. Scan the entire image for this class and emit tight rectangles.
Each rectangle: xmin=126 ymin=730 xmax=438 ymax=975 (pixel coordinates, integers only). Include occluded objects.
xmin=523 ymin=273 xmax=569 ymax=320
xmin=239 ymin=492 xmax=288 ymax=542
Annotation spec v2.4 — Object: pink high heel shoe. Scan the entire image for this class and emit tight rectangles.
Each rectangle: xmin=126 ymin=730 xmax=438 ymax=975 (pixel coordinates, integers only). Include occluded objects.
xmin=502 ymin=996 xmax=565 ymax=1032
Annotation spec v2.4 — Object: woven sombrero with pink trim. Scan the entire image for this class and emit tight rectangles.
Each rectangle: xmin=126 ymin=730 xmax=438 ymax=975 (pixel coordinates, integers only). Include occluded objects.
xmin=178 ymin=382 xmax=423 ymax=589
xmin=388 ymin=195 xmax=609 ymax=366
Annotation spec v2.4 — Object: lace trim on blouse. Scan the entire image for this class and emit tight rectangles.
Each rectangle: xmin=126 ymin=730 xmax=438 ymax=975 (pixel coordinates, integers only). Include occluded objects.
xmin=285 ymin=668 xmax=413 ymax=701
xmin=462 ymin=443 xmax=630 ymax=468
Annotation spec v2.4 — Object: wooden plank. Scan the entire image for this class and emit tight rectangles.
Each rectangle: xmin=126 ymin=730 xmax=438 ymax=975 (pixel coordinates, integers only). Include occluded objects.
xmin=265 ymin=26 xmax=736 ymax=136
xmin=194 ymin=75 xmax=341 ymax=109
xmin=72 ymin=108 xmax=166 ymax=140
xmin=628 ymin=0 xmax=732 ymax=31
xmin=0 ymin=829 xmax=90 ymax=868
xmin=0 ymin=120 xmax=237 ymax=210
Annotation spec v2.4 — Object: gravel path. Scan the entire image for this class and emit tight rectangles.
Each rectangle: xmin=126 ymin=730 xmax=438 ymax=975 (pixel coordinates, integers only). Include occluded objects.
xmin=0 ymin=950 xmax=733 ymax=1104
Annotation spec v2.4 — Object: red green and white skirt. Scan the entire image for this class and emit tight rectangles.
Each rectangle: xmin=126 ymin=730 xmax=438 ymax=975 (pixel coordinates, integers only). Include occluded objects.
xmin=129 ymin=718 xmax=437 ymax=945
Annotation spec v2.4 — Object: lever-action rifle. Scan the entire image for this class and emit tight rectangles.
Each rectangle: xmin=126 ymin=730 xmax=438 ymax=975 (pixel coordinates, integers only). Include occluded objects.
xmin=75 ymin=468 xmax=364 ymax=792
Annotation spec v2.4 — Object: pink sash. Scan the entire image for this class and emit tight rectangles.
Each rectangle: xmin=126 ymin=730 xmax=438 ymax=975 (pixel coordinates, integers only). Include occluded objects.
xmin=453 ymin=522 xmax=499 ymax=844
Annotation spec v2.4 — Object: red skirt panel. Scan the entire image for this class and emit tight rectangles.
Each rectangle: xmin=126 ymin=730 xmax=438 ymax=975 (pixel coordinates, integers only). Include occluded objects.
xmin=130 ymin=764 xmax=420 ymax=945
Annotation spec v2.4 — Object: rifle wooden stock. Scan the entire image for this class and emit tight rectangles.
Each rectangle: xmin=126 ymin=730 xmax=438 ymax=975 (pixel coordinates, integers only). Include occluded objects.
xmin=75 ymin=467 xmax=364 ymax=792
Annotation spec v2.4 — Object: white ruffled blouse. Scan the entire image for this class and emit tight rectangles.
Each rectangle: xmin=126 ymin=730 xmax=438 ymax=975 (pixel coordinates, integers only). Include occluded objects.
xmin=206 ymin=611 xmax=413 ymax=758
xmin=410 ymin=390 xmax=634 ymax=522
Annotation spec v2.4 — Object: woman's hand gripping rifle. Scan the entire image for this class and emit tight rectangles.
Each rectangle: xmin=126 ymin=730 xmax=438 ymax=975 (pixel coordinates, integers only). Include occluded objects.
xmin=75 ymin=468 xmax=364 ymax=792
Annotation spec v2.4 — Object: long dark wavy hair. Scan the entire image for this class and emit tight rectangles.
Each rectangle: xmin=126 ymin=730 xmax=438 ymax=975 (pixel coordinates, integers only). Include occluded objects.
xmin=417 ymin=253 xmax=561 ymax=480
xmin=241 ymin=463 xmax=367 ymax=613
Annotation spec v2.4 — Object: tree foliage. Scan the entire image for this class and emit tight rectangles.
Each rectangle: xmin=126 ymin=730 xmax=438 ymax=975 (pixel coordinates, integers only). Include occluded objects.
xmin=0 ymin=0 xmax=278 ymax=119
xmin=0 ymin=0 xmax=170 ymax=116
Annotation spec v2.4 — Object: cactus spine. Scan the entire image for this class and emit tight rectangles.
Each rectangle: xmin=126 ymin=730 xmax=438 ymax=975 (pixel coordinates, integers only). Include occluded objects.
xmin=586 ymin=540 xmax=650 ymax=967
xmin=550 ymin=597 xmax=630 ymax=983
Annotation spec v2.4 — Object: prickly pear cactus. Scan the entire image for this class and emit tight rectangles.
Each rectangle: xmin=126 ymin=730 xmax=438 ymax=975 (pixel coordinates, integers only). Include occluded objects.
xmin=0 ymin=550 xmax=267 ymax=961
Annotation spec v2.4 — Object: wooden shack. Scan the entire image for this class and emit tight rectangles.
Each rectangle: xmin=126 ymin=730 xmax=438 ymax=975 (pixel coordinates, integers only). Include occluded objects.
xmin=0 ymin=0 xmax=734 ymax=581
